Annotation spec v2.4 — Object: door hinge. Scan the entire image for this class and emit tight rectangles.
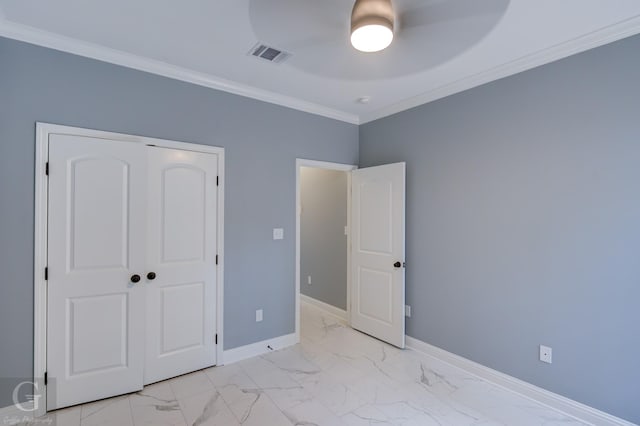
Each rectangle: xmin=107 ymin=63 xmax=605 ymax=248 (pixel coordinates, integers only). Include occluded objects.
xmin=45 ymin=162 xmax=49 ymax=176
xmin=44 ymin=372 xmax=48 ymax=386
xmin=215 ymin=255 xmax=218 ymax=265
xmin=215 ymin=334 xmax=218 ymax=345
xmin=216 ymin=176 xmax=219 ymax=186
xmin=44 ymin=267 xmax=48 ymax=280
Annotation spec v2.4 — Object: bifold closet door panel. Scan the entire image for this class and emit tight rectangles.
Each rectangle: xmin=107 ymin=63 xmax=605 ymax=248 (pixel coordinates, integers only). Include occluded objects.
xmin=47 ymin=134 xmax=146 ymax=410
xmin=144 ymin=147 xmax=219 ymax=385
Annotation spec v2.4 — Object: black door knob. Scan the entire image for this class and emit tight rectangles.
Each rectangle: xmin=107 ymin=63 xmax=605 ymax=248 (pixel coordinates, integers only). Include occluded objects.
xmin=147 ymin=272 xmax=157 ymax=281
xmin=393 ymin=261 xmax=402 ymax=268
xmin=130 ymin=274 xmax=141 ymax=283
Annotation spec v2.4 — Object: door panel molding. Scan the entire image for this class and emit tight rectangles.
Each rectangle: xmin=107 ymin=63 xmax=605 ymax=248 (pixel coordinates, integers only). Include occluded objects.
xmin=350 ymin=162 xmax=406 ymax=348
xmin=34 ymin=123 xmax=225 ymax=415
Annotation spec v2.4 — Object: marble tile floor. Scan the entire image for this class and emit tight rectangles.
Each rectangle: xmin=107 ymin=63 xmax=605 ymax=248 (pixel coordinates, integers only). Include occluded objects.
xmin=23 ymin=302 xmax=588 ymax=426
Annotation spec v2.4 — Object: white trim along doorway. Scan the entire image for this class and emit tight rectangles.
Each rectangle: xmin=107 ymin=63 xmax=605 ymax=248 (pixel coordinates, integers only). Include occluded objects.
xmin=34 ymin=123 xmax=225 ymax=416
xmin=295 ymin=159 xmax=357 ymax=342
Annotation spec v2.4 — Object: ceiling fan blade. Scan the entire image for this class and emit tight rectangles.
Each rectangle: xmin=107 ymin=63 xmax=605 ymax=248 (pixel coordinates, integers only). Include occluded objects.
xmin=399 ymin=0 xmax=510 ymax=30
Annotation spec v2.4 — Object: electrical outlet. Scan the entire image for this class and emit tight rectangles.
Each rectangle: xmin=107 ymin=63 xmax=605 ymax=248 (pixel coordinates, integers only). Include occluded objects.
xmin=273 ymin=228 xmax=284 ymax=240
xmin=307 ymin=275 xmax=311 ymax=285
xmin=256 ymin=309 xmax=263 ymax=322
xmin=405 ymin=305 xmax=411 ymax=317
xmin=539 ymin=345 xmax=552 ymax=364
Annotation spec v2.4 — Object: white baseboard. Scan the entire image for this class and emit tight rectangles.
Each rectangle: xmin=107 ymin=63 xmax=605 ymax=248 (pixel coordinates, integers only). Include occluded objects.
xmin=405 ymin=336 xmax=635 ymax=426
xmin=0 ymin=401 xmax=35 ymax=424
xmin=300 ymin=294 xmax=348 ymax=323
xmin=222 ymin=333 xmax=297 ymax=365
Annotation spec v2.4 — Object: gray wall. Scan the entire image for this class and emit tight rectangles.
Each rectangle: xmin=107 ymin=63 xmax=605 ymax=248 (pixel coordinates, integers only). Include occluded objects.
xmin=359 ymin=34 xmax=640 ymax=423
xmin=0 ymin=37 xmax=358 ymax=408
xmin=300 ymin=167 xmax=348 ymax=310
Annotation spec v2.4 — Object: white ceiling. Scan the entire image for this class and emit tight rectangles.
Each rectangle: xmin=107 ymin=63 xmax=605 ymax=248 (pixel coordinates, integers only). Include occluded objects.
xmin=1 ymin=0 xmax=640 ymax=124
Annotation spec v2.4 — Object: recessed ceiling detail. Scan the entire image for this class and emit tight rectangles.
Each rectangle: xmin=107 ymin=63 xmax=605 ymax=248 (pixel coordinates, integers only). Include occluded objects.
xmin=2 ymin=0 xmax=640 ymax=123
xmin=249 ymin=0 xmax=510 ymax=80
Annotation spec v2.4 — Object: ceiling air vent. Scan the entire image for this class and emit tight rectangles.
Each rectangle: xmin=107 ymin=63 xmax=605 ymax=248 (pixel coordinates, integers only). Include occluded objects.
xmin=248 ymin=42 xmax=290 ymax=64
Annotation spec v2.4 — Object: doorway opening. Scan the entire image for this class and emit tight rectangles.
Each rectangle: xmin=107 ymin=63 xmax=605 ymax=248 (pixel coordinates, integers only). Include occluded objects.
xmin=295 ymin=159 xmax=356 ymax=341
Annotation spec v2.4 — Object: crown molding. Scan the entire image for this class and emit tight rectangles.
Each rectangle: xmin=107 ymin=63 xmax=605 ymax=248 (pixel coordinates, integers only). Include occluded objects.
xmin=0 ymin=19 xmax=360 ymax=125
xmin=360 ymin=14 xmax=640 ymax=124
xmin=2 ymin=13 xmax=640 ymax=126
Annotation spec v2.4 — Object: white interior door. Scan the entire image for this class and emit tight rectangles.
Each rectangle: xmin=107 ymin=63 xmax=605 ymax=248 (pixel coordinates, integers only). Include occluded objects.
xmin=144 ymin=147 xmax=219 ymax=384
xmin=47 ymin=134 xmax=146 ymax=409
xmin=350 ymin=162 xmax=406 ymax=348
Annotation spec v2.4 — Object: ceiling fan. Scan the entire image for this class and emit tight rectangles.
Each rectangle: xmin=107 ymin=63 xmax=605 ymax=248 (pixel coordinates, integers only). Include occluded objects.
xmin=350 ymin=0 xmax=396 ymax=53
xmin=249 ymin=0 xmax=510 ymax=80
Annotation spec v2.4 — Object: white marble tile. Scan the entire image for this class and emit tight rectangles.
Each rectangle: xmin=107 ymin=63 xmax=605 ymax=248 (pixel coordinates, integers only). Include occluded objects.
xmin=262 ymin=383 xmax=313 ymax=412
xmin=19 ymin=405 xmax=82 ymax=426
xmin=227 ymin=392 xmax=290 ymax=426
xmin=168 ymin=371 xmax=215 ymax=400
xmin=130 ymin=404 xmax=185 ymax=426
xmin=80 ymin=396 xmax=133 ymax=426
xmin=61 ymin=300 xmax=592 ymax=426
xmin=178 ymin=390 xmax=238 ymax=426
xmin=205 ymin=364 xmax=255 ymax=390
xmin=340 ymin=404 xmax=394 ymax=426
xmin=129 ymin=382 xmax=176 ymax=407
xmin=283 ymin=400 xmax=345 ymax=425
xmin=128 ymin=381 xmax=185 ymax=425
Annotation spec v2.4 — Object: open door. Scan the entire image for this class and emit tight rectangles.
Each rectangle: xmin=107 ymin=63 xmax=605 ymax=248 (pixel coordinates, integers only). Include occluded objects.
xmin=350 ymin=162 xmax=406 ymax=348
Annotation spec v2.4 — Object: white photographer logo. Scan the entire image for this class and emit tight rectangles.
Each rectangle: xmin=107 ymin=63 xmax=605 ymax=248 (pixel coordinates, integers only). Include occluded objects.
xmin=12 ymin=381 xmax=41 ymax=412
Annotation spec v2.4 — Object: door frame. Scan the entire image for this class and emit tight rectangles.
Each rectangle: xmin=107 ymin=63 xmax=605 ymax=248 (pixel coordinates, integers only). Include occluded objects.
xmin=295 ymin=159 xmax=357 ymax=342
xmin=34 ymin=123 xmax=225 ymax=416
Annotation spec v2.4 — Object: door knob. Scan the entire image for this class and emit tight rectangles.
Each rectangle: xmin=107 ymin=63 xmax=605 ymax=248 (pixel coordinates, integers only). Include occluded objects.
xmin=130 ymin=274 xmax=141 ymax=283
xmin=146 ymin=272 xmax=157 ymax=281
xmin=393 ymin=261 xmax=402 ymax=268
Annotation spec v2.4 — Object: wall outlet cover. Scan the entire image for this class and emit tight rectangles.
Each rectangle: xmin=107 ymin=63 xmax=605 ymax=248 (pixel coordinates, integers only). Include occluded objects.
xmin=539 ymin=345 xmax=552 ymax=364
xmin=256 ymin=309 xmax=263 ymax=322
xmin=405 ymin=305 xmax=411 ymax=317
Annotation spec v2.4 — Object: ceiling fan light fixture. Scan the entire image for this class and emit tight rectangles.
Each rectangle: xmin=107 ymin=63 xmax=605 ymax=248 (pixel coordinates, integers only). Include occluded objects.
xmin=350 ymin=0 xmax=394 ymax=53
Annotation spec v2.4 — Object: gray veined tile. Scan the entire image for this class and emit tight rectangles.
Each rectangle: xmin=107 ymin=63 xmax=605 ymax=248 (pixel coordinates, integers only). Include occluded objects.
xmin=284 ymin=400 xmax=345 ymax=426
xmin=130 ymin=403 xmax=186 ymax=426
xmin=227 ymin=391 xmax=290 ymax=426
xmin=205 ymin=364 xmax=256 ymax=390
xmin=340 ymin=404 xmax=394 ymax=426
xmin=80 ymin=395 xmax=133 ymax=426
xmin=129 ymin=381 xmax=177 ymax=407
xmin=61 ymin=300 xmax=597 ymax=426
xmin=300 ymin=372 xmax=366 ymax=417
xmin=129 ymin=381 xmax=185 ymax=425
xmin=260 ymin=345 xmax=321 ymax=377
xmin=178 ymin=390 xmax=238 ymax=426
xmin=20 ymin=405 xmax=82 ymax=426
xmin=168 ymin=371 xmax=215 ymax=400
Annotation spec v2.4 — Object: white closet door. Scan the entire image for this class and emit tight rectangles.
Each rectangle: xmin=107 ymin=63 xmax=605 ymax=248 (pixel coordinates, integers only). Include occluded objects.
xmin=47 ymin=134 xmax=146 ymax=410
xmin=351 ymin=162 xmax=406 ymax=348
xmin=144 ymin=147 xmax=219 ymax=384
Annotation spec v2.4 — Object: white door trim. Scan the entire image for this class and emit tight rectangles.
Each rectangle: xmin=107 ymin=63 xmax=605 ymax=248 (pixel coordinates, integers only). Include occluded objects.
xmin=295 ymin=159 xmax=357 ymax=343
xmin=34 ymin=122 xmax=225 ymax=416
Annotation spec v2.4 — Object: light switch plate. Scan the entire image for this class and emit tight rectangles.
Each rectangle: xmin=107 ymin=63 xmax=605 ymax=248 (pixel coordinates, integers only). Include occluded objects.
xmin=273 ymin=228 xmax=284 ymax=240
xmin=256 ymin=309 xmax=263 ymax=322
